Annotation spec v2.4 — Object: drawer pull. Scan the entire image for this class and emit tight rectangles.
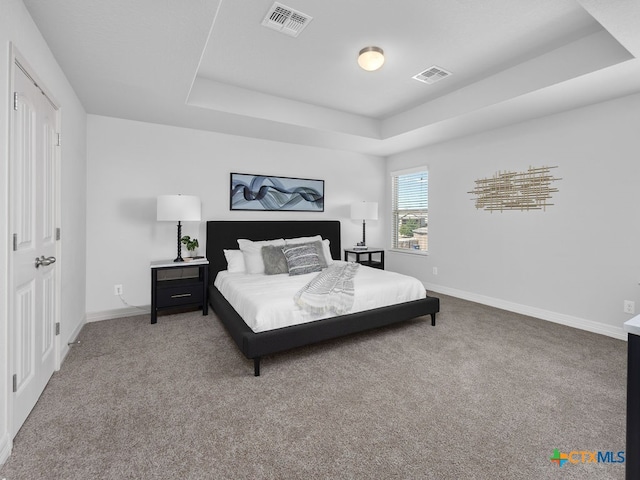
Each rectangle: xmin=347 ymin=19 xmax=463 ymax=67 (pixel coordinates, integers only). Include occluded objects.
xmin=170 ymin=293 xmax=192 ymax=298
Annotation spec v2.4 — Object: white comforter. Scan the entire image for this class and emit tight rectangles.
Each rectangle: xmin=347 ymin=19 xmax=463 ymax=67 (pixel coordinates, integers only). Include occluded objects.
xmin=214 ymin=261 xmax=426 ymax=333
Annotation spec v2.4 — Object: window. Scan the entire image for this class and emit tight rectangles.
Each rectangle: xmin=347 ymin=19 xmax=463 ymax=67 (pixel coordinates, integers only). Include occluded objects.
xmin=391 ymin=168 xmax=428 ymax=252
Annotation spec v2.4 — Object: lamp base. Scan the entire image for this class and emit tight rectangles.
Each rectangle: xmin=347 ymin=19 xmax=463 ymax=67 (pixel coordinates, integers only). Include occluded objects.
xmin=173 ymin=221 xmax=184 ymax=262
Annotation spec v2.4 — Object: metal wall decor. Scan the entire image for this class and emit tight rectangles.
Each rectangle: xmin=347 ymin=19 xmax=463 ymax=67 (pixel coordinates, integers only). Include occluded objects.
xmin=230 ymin=173 xmax=324 ymax=212
xmin=469 ymin=166 xmax=560 ymax=212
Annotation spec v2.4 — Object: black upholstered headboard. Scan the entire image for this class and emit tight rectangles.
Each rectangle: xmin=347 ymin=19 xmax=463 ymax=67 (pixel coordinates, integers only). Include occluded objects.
xmin=206 ymin=220 xmax=341 ymax=282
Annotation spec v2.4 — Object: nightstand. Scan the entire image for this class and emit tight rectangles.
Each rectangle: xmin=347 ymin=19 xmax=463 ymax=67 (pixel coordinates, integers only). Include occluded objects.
xmin=150 ymin=258 xmax=209 ymax=324
xmin=344 ymin=248 xmax=385 ymax=270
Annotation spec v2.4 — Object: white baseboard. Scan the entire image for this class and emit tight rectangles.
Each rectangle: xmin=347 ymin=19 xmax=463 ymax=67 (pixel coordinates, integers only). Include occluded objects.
xmin=86 ymin=306 xmax=150 ymax=323
xmin=0 ymin=431 xmax=11 ymax=466
xmin=425 ymin=283 xmax=627 ymax=341
xmin=59 ymin=314 xmax=86 ymax=365
xmin=67 ymin=314 xmax=85 ymax=343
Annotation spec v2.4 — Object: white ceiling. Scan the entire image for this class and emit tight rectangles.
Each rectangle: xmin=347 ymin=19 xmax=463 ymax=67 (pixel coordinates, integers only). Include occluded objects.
xmin=23 ymin=0 xmax=640 ymax=156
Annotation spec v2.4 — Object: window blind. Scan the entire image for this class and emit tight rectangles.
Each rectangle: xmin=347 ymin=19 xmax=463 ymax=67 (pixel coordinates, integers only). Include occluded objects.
xmin=391 ymin=170 xmax=428 ymax=252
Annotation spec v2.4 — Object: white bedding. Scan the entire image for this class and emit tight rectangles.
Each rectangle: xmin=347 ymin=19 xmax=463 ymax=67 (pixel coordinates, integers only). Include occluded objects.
xmin=214 ymin=261 xmax=426 ymax=333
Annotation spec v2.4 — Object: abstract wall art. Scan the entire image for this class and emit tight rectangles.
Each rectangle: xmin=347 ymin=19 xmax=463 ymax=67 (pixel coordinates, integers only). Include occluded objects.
xmin=230 ymin=173 xmax=325 ymax=212
xmin=468 ymin=166 xmax=561 ymax=212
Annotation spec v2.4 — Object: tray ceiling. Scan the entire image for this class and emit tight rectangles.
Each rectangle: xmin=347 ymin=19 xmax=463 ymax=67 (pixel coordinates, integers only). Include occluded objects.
xmin=23 ymin=0 xmax=640 ymax=155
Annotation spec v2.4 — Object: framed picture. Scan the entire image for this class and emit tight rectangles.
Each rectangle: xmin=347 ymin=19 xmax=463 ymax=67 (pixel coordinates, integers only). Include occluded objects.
xmin=230 ymin=173 xmax=325 ymax=212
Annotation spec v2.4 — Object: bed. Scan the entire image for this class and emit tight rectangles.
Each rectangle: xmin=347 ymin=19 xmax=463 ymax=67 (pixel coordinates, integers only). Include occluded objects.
xmin=206 ymin=220 xmax=440 ymax=376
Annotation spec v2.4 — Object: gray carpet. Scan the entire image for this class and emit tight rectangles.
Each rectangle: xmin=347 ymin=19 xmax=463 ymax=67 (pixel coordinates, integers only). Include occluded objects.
xmin=1 ymin=295 xmax=627 ymax=479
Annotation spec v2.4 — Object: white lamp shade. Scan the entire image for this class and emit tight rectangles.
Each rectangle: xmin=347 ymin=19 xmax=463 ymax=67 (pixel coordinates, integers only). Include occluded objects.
xmin=351 ymin=201 xmax=378 ymax=220
xmin=157 ymin=195 xmax=201 ymax=221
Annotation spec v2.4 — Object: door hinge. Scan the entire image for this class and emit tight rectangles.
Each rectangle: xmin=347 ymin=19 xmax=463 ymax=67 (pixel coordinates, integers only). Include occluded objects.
xmin=55 ymin=322 xmax=60 ymax=336
xmin=56 ymin=133 xmax=61 ymax=147
xmin=13 ymin=233 xmax=18 ymax=251
xmin=13 ymin=91 xmax=18 ymax=110
xmin=56 ymin=227 xmax=61 ymax=241
xmin=13 ymin=374 xmax=17 ymax=393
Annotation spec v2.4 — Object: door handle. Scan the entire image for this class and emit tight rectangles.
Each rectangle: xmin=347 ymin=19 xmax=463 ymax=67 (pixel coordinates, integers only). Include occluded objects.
xmin=35 ymin=255 xmax=56 ymax=268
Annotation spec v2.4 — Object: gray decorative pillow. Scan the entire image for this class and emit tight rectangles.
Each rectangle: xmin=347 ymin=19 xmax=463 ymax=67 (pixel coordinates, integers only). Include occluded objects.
xmin=261 ymin=245 xmax=289 ymax=275
xmin=305 ymin=241 xmax=328 ymax=268
xmin=282 ymin=245 xmax=322 ymax=276
xmin=284 ymin=240 xmax=327 ymax=268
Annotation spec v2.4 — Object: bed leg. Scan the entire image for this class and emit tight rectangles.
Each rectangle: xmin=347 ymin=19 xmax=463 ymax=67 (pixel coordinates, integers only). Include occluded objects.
xmin=431 ymin=313 xmax=436 ymax=326
xmin=254 ymin=357 xmax=261 ymax=377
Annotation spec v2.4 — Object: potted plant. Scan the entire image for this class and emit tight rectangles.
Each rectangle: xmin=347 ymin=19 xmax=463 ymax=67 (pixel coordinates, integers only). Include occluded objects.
xmin=180 ymin=235 xmax=199 ymax=258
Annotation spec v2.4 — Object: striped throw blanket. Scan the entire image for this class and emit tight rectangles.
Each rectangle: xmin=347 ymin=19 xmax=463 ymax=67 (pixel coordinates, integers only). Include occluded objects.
xmin=294 ymin=263 xmax=360 ymax=315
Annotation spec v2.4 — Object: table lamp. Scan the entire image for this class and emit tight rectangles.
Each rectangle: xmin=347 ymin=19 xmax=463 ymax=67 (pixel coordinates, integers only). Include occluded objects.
xmin=157 ymin=194 xmax=201 ymax=262
xmin=350 ymin=201 xmax=378 ymax=247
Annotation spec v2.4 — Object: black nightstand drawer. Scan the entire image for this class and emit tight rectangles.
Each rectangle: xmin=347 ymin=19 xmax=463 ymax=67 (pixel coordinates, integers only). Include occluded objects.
xmin=156 ymin=283 xmax=203 ymax=308
xmin=151 ymin=259 xmax=209 ymax=324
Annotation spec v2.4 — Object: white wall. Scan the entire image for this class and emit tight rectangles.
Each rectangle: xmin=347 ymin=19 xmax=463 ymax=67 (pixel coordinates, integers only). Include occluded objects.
xmin=86 ymin=115 xmax=385 ymax=316
xmin=387 ymin=92 xmax=640 ymax=339
xmin=0 ymin=0 xmax=87 ymax=464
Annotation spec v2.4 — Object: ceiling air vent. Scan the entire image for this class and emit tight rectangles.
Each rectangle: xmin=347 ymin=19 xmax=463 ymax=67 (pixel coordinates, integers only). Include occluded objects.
xmin=412 ymin=65 xmax=452 ymax=85
xmin=262 ymin=2 xmax=312 ymax=37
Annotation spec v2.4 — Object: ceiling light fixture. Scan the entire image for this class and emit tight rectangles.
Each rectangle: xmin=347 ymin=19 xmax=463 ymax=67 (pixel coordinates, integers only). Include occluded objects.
xmin=358 ymin=46 xmax=384 ymax=72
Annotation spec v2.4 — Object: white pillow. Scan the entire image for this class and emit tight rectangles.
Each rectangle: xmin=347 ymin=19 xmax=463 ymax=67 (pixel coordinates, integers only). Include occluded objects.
xmin=285 ymin=235 xmax=334 ymax=265
xmin=237 ymin=238 xmax=285 ymax=274
xmin=223 ymin=249 xmax=246 ymax=273
xmin=284 ymin=235 xmax=322 ymax=245
xmin=321 ymin=239 xmax=334 ymax=265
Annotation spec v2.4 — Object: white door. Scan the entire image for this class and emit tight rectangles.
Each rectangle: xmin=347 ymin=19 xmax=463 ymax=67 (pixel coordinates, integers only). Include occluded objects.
xmin=10 ymin=60 xmax=59 ymax=437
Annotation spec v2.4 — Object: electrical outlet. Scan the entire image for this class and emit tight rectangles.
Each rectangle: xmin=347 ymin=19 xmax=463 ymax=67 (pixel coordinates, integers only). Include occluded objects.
xmin=114 ymin=284 xmax=123 ymax=296
xmin=432 ymin=267 xmax=438 ymax=275
xmin=624 ymin=300 xmax=635 ymax=315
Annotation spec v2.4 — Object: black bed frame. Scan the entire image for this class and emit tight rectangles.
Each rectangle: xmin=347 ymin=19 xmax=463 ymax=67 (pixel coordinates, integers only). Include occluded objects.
xmin=206 ymin=220 xmax=440 ymax=376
